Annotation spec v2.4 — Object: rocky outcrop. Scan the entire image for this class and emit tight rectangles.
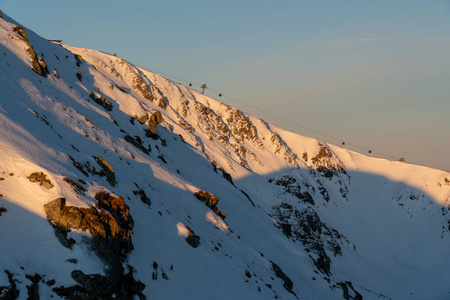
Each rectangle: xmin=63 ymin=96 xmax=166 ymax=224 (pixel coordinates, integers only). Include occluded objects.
xmin=124 ymin=135 xmax=150 ymax=155
xmin=272 ymin=203 xmax=354 ymax=276
xmin=12 ymin=26 xmax=47 ymax=77
xmin=0 ymin=271 xmax=20 ymax=299
xmin=311 ymin=142 xmax=346 ymax=178
xmin=89 ymin=92 xmax=113 ymax=111
xmin=26 ymin=273 xmax=42 ymax=300
xmin=0 ymin=207 xmax=7 ymax=216
xmin=27 ymin=172 xmax=54 ymax=189
xmin=269 ymin=175 xmax=315 ymax=205
xmin=194 ymin=190 xmax=227 ymax=219
xmin=44 ymin=193 xmax=144 ymax=299
xmin=133 ymin=73 xmax=153 ymax=102
xmin=271 ymin=261 xmax=297 ymax=298
xmin=147 ymin=110 xmax=163 ymax=134
xmin=94 ymin=157 xmax=116 ymax=186
xmin=63 ymin=177 xmax=86 ymax=194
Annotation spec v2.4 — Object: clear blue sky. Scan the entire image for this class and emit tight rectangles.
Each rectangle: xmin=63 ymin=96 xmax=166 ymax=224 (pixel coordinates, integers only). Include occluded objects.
xmin=2 ymin=0 xmax=450 ymax=170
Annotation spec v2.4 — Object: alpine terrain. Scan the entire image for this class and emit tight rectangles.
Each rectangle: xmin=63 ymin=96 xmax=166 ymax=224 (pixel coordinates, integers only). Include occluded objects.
xmin=0 ymin=11 xmax=449 ymax=300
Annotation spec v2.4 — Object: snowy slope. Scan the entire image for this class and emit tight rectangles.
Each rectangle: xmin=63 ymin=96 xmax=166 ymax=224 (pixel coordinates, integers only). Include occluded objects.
xmin=0 ymin=12 xmax=450 ymax=299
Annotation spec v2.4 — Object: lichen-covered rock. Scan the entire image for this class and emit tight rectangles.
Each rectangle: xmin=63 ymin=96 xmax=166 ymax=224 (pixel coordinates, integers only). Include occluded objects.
xmin=27 ymin=172 xmax=54 ymax=189
xmin=94 ymin=157 xmax=116 ymax=186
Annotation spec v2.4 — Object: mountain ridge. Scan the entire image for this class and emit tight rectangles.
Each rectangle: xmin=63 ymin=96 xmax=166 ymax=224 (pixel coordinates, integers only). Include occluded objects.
xmin=1 ymin=12 xmax=450 ymax=299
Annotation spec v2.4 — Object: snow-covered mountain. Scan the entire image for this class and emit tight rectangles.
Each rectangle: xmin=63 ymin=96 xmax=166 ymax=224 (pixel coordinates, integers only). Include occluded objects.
xmin=1 ymin=11 xmax=449 ymax=300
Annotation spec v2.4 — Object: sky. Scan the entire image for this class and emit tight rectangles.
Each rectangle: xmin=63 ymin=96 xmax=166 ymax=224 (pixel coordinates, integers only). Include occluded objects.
xmin=1 ymin=0 xmax=449 ymax=171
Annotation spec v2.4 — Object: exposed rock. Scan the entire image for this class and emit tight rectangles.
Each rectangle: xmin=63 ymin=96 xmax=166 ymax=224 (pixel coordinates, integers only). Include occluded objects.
xmin=270 ymin=175 xmax=315 ymax=205
xmin=68 ymin=155 xmax=89 ymax=177
xmin=271 ymin=261 xmax=297 ymax=298
xmin=194 ymin=190 xmax=227 ymax=219
xmin=74 ymin=54 xmax=82 ymax=66
xmin=311 ymin=142 xmax=346 ymax=178
xmin=12 ymin=26 xmax=29 ymax=41
xmin=38 ymin=57 xmax=49 ymax=76
xmin=133 ymin=189 xmax=151 ymax=206
xmin=147 ymin=110 xmax=163 ymax=134
xmin=25 ymin=273 xmax=42 ymax=300
xmin=133 ymin=73 xmax=153 ymax=102
xmin=337 ymin=281 xmax=363 ymax=300
xmin=53 ymin=69 xmax=59 ymax=79
xmin=76 ymin=70 xmax=82 ymax=81
xmin=0 ymin=270 xmax=20 ymax=299
xmin=0 ymin=207 xmax=6 ymax=216
xmin=89 ymin=92 xmax=113 ymax=111
xmin=45 ymin=194 xmax=144 ymax=299
xmin=185 ymin=226 xmax=200 ymax=248
xmin=124 ymin=135 xmax=150 ymax=155
xmin=27 ymin=172 xmax=54 ymax=189
xmin=133 ymin=113 xmax=149 ymax=124
xmin=94 ymin=157 xmax=116 ymax=186
xmin=219 ymin=167 xmax=234 ymax=185
xmin=273 ymin=203 xmax=354 ymax=276
xmin=63 ymin=177 xmax=86 ymax=194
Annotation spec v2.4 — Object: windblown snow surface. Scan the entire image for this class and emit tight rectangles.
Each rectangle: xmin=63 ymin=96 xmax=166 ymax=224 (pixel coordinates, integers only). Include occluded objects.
xmin=0 ymin=12 xmax=449 ymax=299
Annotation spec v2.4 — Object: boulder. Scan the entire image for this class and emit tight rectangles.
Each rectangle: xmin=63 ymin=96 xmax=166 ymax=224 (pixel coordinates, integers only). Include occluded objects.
xmin=147 ymin=110 xmax=163 ymax=134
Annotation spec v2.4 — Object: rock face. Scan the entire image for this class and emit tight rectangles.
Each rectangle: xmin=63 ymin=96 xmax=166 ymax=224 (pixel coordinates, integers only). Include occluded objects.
xmin=44 ymin=193 xmax=144 ymax=299
xmin=272 ymin=203 xmax=353 ymax=276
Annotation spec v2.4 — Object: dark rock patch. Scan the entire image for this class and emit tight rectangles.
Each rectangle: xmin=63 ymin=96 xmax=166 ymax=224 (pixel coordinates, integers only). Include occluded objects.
xmin=124 ymin=135 xmax=150 ymax=155
xmin=94 ymin=157 xmax=116 ymax=187
xmin=89 ymin=92 xmax=113 ymax=111
xmin=270 ymin=261 xmax=297 ymax=298
xmin=0 ymin=270 xmax=20 ymax=299
xmin=133 ymin=189 xmax=151 ymax=206
xmin=185 ymin=225 xmax=200 ymax=248
xmin=45 ymin=194 xmax=144 ymax=299
xmin=25 ymin=273 xmax=42 ymax=300
xmin=0 ymin=207 xmax=7 ymax=216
